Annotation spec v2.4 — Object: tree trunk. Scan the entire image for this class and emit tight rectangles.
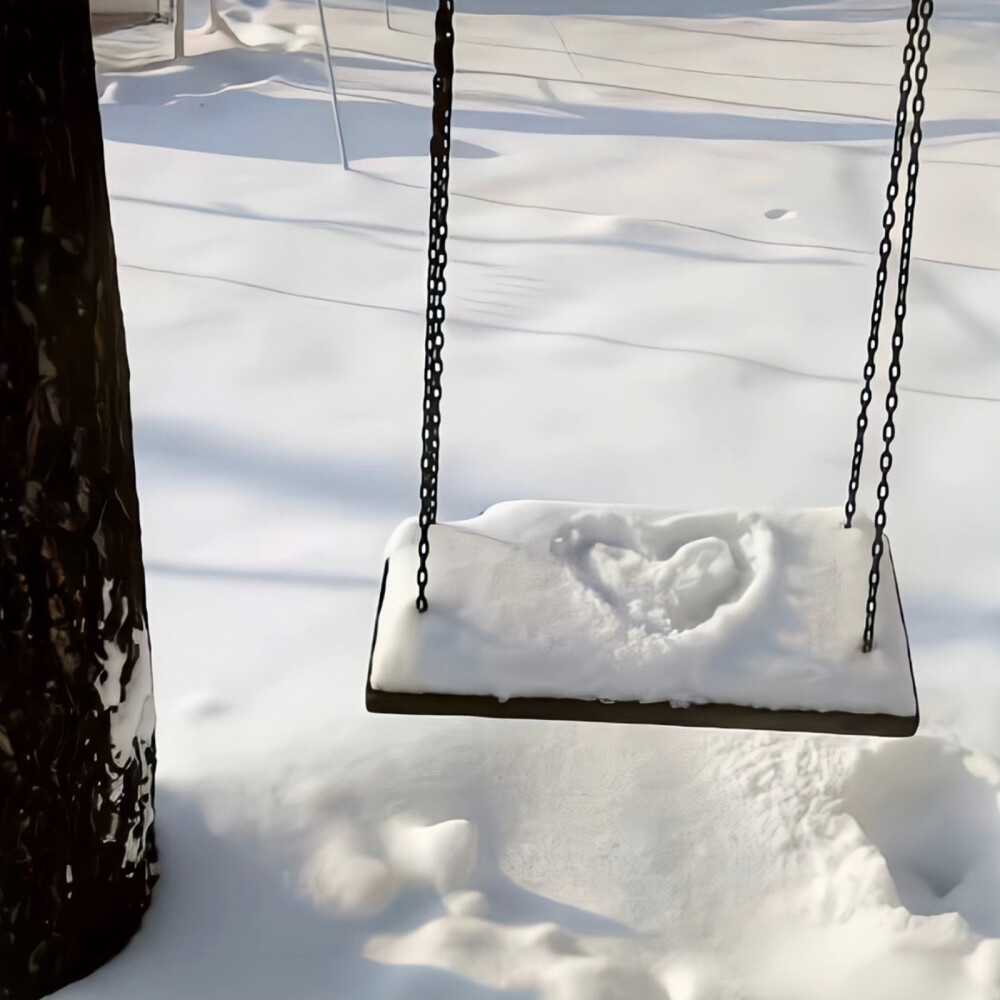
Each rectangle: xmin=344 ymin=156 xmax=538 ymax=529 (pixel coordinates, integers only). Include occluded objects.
xmin=1 ymin=2 xmax=158 ymax=996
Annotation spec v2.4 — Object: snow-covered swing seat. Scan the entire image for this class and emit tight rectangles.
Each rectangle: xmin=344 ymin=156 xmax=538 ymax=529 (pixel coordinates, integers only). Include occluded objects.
xmin=367 ymin=0 xmax=935 ymax=737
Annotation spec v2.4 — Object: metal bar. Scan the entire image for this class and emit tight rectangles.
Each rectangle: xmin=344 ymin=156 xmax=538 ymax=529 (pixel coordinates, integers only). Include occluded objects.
xmin=174 ymin=0 xmax=184 ymax=58
xmin=314 ymin=0 xmax=349 ymax=170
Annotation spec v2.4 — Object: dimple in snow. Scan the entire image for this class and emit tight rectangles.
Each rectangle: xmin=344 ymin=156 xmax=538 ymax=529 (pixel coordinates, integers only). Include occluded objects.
xmin=552 ymin=512 xmax=751 ymax=636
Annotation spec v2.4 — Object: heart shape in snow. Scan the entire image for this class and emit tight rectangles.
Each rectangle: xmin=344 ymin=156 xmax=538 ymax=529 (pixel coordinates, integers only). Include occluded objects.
xmin=551 ymin=512 xmax=757 ymax=636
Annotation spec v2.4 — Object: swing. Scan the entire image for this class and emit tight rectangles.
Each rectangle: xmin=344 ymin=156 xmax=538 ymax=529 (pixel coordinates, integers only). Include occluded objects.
xmin=366 ymin=1 xmax=934 ymax=737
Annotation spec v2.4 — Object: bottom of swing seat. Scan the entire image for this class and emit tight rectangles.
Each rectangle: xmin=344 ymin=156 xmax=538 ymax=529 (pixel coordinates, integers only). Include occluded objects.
xmin=366 ymin=503 xmax=917 ymax=737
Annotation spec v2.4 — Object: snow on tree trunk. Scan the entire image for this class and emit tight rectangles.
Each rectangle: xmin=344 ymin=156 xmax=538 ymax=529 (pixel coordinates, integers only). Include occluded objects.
xmin=1 ymin=2 xmax=158 ymax=996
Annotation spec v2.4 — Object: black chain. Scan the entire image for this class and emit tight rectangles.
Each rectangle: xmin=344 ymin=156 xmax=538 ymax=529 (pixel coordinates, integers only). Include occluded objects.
xmin=412 ymin=0 xmax=933 ymax=633
xmin=862 ymin=0 xmax=933 ymax=652
xmin=416 ymin=0 xmax=455 ymax=612
xmin=844 ymin=0 xmax=923 ymax=530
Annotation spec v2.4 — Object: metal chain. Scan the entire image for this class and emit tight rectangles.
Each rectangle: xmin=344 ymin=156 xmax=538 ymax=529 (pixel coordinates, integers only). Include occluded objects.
xmin=863 ymin=0 xmax=933 ymax=652
xmin=844 ymin=0 xmax=923 ymax=529
xmin=411 ymin=0 xmax=933 ymax=635
xmin=416 ymin=0 xmax=455 ymax=613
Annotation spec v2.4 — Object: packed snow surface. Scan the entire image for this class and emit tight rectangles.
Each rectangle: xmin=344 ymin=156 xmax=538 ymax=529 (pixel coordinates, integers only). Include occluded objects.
xmin=372 ymin=503 xmax=916 ymax=715
xmin=56 ymin=0 xmax=1000 ymax=998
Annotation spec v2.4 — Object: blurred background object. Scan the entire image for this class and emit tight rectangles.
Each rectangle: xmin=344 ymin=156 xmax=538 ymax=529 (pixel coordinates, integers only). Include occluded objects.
xmin=91 ymin=0 xmax=181 ymax=67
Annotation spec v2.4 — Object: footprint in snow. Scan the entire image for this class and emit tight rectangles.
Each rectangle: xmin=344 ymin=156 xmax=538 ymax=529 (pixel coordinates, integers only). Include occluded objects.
xmin=299 ymin=815 xmax=479 ymax=918
xmin=842 ymin=736 xmax=1000 ymax=937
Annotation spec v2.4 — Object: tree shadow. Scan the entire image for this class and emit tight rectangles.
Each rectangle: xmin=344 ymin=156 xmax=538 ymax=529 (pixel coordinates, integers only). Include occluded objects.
xmin=98 ymin=42 xmax=1000 ymax=165
xmin=902 ymin=596 xmax=1000 ymax=647
xmin=452 ymin=102 xmax=1000 ymax=145
xmin=144 ymin=561 xmax=380 ymax=589
xmin=53 ymin=789 xmax=538 ymax=1000
xmin=133 ymin=417 xmax=502 ymax=517
xmin=101 ymin=84 xmax=496 ymax=164
xmin=102 ymin=77 xmax=1000 ymax=162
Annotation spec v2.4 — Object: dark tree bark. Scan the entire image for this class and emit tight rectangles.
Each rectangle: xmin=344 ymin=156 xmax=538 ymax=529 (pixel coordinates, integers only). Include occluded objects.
xmin=1 ymin=2 xmax=158 ymax=996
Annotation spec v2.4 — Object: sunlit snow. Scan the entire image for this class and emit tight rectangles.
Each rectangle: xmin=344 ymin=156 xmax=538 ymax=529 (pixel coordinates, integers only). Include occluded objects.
xmin=59 ymin=1 xmax=1000 ymax=997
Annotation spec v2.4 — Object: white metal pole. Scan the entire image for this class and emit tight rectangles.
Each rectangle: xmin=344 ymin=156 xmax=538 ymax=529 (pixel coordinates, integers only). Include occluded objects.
xmin=314 ymin=0 xmax=349 ymax=170
xmin=173 ymin=0 xmax=185 ymax=59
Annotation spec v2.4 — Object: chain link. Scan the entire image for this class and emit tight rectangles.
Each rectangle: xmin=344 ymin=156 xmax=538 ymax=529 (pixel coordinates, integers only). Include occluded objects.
xmin=844 ymin=0 xmax=922 ymax=530
xmin=410 ymin=0 xmax=933 ymax=632
xmin=416 ymin=0 xmax=455 ymax=612
xmin=863 ymin=0 xmax=933 ymax=652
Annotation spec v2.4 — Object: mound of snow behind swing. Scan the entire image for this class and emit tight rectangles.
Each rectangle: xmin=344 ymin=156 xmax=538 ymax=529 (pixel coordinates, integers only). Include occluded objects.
xmin=371 ymin=503 xmax=915 ymax=716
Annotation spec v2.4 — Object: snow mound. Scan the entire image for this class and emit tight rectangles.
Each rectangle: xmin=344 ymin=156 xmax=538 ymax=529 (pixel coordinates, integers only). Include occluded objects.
xmin=69 ymin=730 xmax=990 ymax=1000
xmin=371 ymin=502 xmax=915 ymax=717
xmin=299 ymin=815 xmax=479 ymax=916
xmin=366 ymin=915 xmax=669 ymax=1000
xmin=842 ymin=737 xmax=1000 ymax=936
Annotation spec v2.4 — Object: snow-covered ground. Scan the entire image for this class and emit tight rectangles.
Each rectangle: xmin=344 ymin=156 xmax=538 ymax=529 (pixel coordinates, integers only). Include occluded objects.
xmin=62 ymin=1 xmax=999 ymax=996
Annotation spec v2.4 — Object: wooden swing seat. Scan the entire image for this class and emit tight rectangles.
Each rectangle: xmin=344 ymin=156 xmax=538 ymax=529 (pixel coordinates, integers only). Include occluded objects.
xmin=367 ymin=503 xmax=917 ymax=737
